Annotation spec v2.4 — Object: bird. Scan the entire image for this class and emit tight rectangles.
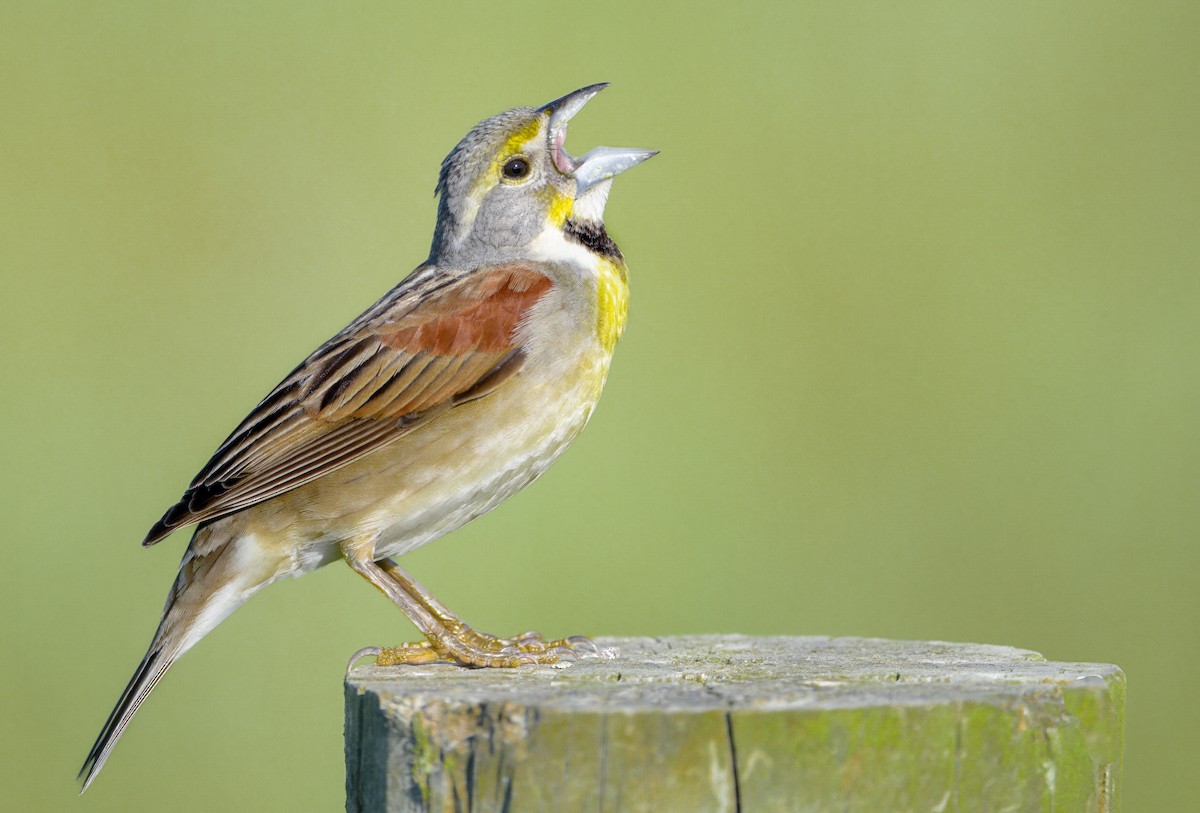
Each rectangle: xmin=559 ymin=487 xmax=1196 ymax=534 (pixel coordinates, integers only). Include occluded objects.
xmin=79 ymin=83 xmax=656 ymax=791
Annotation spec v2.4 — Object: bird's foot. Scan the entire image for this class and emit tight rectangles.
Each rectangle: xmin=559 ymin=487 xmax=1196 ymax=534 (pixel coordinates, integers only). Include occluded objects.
xmin=350 ymin=557 xmax=599 ymax=668
xmin=371 ymin=626 xmax=598 ymax=668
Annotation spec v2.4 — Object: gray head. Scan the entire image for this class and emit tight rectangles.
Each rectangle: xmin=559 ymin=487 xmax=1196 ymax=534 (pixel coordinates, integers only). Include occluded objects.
xmin=429 ymin=84 xmax=656 ymax=262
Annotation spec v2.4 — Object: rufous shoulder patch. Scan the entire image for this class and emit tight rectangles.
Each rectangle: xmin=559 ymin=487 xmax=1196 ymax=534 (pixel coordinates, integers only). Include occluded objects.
xmin=381 ymin=265 xmax=552 ymax=355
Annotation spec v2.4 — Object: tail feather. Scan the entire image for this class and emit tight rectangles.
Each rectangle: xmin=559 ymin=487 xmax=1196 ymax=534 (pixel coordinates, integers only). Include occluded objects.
xmin=78 ymin=529 xmax=274 ymax=791
xmin=78 ymin=646 xmax=175 ymax=792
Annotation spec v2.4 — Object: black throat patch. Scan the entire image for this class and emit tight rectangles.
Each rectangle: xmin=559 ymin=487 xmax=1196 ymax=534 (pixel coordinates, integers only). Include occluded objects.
xmin=563 ymin=219 xmax=623 ymax=261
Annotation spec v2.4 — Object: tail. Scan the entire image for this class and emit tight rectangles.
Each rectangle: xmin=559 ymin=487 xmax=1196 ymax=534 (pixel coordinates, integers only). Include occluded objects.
xmin=77 ymin=643 xmax=177 ymax=792
xmin=79 ymin=529 xmax=275 ymax=791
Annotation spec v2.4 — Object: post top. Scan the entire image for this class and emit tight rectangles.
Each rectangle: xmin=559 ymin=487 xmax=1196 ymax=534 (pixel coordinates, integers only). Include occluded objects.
xmin=346 ymin=635 xmax=1122 ymax=713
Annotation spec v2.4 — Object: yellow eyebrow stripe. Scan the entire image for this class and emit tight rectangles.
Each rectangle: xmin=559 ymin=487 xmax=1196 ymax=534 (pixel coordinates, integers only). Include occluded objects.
xmin=499 ymin=118 xmax=544 ymax=160
xmin=470 ymin=117 xmax=547 ymax=204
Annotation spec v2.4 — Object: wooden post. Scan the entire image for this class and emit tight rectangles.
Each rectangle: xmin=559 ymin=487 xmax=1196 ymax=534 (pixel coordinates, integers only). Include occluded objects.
xmin=344 ymin=636 xmax=1123 ymax=812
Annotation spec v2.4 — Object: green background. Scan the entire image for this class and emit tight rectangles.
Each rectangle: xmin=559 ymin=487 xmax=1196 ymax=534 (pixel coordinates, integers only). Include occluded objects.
xmin=3 ymin=1 xmax=1196 ymax=810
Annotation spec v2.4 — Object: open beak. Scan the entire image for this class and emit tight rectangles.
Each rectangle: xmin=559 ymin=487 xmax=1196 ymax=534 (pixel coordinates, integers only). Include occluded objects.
xmin=538 ymin=84 xmax=658 ymax=196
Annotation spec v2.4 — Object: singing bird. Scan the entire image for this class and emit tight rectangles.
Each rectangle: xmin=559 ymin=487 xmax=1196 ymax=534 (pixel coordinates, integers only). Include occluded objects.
xmin=80 ymin=83 xmax=655 ymax=790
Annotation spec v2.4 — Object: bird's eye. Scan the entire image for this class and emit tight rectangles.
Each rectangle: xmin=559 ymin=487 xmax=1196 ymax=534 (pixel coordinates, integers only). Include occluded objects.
xmin=501 ymin=157 xmax=531 ymax=180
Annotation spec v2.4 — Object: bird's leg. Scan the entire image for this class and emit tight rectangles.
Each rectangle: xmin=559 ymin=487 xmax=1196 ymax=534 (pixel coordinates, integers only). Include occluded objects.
xmin=376 ymin=557 xmax=597 ymax=661
xmin=378 ymin=558 xmax=562 ymax=653
xmin=342 ymin=546 xmax=590 ymax=667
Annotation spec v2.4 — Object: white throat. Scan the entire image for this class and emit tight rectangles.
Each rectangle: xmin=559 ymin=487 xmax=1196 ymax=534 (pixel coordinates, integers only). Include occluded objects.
xmin=571 ymin=178 xmax=613 ymax=225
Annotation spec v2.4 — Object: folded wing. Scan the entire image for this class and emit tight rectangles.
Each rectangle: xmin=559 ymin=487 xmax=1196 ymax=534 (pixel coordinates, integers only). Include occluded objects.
xmin=143 ymin=264 xmax=553 ymax=546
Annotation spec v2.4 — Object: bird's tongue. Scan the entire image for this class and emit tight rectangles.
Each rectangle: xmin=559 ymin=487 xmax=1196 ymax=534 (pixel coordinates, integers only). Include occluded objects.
xmin=551 ymin=126 xmax=578 ymax=174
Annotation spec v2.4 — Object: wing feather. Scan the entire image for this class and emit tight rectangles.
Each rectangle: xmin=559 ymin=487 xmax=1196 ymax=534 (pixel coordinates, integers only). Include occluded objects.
xmin=143 ymin=263 xmax=553 ymax=546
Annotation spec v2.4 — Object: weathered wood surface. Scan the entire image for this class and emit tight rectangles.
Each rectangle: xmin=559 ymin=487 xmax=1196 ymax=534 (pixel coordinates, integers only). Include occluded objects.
xmin=344 ymin=635 xmax=1123 ymax=812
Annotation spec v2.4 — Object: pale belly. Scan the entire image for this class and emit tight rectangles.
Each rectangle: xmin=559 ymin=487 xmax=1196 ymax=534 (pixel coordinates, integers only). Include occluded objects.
xmin=245 ymin=344 xmax=611 ymax=573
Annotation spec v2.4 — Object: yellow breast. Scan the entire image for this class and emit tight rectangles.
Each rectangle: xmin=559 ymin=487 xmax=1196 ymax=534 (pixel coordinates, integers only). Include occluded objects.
xmin=595 ymin=257 xmax=629 ymax=353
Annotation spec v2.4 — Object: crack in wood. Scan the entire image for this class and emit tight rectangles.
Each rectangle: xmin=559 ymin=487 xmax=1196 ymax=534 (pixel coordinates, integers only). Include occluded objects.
xmin=725 ymin=712 xmax=743 ymax=813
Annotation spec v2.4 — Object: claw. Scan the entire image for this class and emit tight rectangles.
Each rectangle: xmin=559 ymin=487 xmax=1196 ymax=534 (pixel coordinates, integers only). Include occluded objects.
xmin=546 ymin=644 xmax=582 ymax=660
xmin=346 ymin=647 xmax=382 ymax=673
xmin=565 ymin=635 xmax=600 ymax=655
